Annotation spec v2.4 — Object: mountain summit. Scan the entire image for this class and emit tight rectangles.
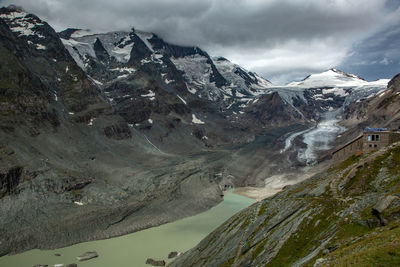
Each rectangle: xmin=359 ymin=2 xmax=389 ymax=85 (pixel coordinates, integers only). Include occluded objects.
xmin=287 ymin=68 xmax=387 ymax=88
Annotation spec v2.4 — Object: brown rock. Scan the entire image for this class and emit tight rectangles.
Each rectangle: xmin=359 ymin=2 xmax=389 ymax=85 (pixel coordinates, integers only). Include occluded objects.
xmin=168 ymin=251 xmax=178 ymax=259
xmin=145 ymin=258 xmax=166 ymax=266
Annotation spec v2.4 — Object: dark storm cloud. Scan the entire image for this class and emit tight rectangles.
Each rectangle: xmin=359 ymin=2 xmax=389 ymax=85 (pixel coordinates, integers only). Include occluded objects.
xmin=2 ymin=0 xmax=397 ymax=84
xmin=339 ymin=15 xmax=400 ymax=81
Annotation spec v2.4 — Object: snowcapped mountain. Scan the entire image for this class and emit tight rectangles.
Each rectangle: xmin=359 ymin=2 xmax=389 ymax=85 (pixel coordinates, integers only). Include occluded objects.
xmin=287 ymin=68 xmax=367 ymax=88
xmin=58 ymin=27 xmax=301 ymax=133
xmin=58 ymin=27 xmax=390 ymax=159
xmin=60 ymin=28 xmax=272 ymax=102
xmin=269 ymin=69 xmax=389 ymax=119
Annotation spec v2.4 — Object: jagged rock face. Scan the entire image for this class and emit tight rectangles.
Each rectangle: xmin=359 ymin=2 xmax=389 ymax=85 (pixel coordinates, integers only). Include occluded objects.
xmin=171 ymin=143 xmax=400 ymax=267
xmin=0 ymin=7 xmax=228 ymax=256
xmin=330 ymin=73 xmax=400 ymax=150
xmin=0 ymin=166 xmax=23 ymax=198
xmin=58 ymin=27 xmax=303 ymax=151
xmin=342 ymin=73 xmax=400 ymax=129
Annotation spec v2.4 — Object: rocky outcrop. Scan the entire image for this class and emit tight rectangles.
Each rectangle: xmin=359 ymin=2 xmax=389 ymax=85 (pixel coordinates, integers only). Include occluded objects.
xmin=103 ymin=122 xmax=132 ymax=140
xmin=170 ymin=143 xmax=400 ymax=266
xmin=372 ymin=195 xmax=399 ymax=226
xmin=340 ymin=73 xmax=400 ymax=134
xmin=0 ymin=166 xmax=22 ymax=198
xmin=145 ymin=258 xmax=165 ymax=266
xmin=167 ymin=251 xmax=178 ymax=259
xmin=76 ymin=251 xmax=98 ymax=261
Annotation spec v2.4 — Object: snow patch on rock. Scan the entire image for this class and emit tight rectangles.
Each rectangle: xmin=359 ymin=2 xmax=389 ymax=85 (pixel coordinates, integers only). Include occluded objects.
xmin=192 ymin=114 xmax=205 ymax=124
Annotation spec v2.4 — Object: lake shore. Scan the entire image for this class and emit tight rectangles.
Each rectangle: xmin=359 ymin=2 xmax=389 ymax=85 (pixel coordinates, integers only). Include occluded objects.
xmin=0 ymin=191 xmax=254 ymax=267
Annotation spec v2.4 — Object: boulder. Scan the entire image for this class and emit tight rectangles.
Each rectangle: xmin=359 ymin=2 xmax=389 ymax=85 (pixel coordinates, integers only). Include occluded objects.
xmin=168 ymin=251 xmax=178 ymax=259
xmin=145 ymin=258 xmax=166 ymax=266
xmin=76 ymin=251 xmax=98 ymax=261
xmin=372 ymin=195 xmax=398 ymax=214
xmin=372 ymin=195 xmax=398 ymax=226
xmin=55 ymin=253 xmax=61 ymax=256
xmin=33 ymin=265 xmax=48 ymax=267
xmin=66 ymin=264 xmax=77 ymax=267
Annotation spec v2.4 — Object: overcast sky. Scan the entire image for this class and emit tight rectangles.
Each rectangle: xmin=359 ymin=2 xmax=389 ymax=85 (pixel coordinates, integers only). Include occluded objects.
xmin=2 ymin=0 xmax=399 ymax=84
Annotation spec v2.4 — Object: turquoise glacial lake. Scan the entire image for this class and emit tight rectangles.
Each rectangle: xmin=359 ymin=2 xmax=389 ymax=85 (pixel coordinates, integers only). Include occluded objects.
xmin=0 ymin=191 xmax=254 ymax=267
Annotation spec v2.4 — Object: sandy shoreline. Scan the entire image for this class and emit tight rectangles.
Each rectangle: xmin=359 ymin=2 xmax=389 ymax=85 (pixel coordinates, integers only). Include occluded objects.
xmin=233 ymin=186 xmax=280 ymax=201
xmin=233 ymin=162 xmax=330 ymax=201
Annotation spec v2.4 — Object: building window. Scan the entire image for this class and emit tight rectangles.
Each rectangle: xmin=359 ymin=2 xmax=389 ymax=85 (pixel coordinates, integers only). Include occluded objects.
xmin=369 ymin=144 xmax=372 ymax=148
xmin=368 ymin=134 xmax=380 ymax=141
xmin=374 ymin=144 xmax=378 ymax=148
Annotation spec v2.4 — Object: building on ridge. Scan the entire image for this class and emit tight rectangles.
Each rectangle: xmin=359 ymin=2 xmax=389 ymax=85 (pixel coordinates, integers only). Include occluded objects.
xmin=332 ymin=127 xmax=400 ymax=161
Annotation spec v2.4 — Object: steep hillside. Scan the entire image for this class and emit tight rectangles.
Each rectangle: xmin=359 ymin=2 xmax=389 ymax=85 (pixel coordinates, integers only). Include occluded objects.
xmin=342 ymin=73 xmax=400 ymax=129
xmin=0 ymin=6 xmax=230 ymax=255
xmin=170 ymin=142 xmax=400 ymax=266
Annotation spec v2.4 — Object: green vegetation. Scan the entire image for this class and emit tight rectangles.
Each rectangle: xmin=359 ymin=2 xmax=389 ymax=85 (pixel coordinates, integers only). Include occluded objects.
xmin=265 ymin=198 xmax=340 ymax=266
xmin=323 ymin=219 xmax=400 ymax=266
xmin=258 ymin=202 xmax=268 ymax=216
xmin=260 ymin=144 xmax=400 ymax=266
xmin=220 ymin=257 xmax=234 ymax=267
xmin=251 ymin=239 xmax=268 ymax=260
xmin=328 ymin=154 xmax=360 ymax=172
xmin=344 ymin=146 xmax=400 ymax=196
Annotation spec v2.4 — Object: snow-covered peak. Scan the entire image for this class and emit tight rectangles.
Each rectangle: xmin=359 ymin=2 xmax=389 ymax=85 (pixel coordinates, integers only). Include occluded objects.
xmin=70 ymin=29 xmax=94 ymax=38
xmin=61 ymin=31 xmax=134 ymax=67
xmin=213 ymin=57 xmax=272 ymax=93
xmin=135 ymin=31 xmax=154 ymax=52
xmin=0 ymin=8 xmax=45 ymax=39
xmin=287 ymin=69 xmax=368 ymax=88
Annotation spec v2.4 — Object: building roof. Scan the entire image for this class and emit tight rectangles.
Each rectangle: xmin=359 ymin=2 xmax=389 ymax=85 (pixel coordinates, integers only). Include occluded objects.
xmin=332 ymin=134 xmax=363 ymax=155
xmin=363 ymin=127 xmax=388 ymax=132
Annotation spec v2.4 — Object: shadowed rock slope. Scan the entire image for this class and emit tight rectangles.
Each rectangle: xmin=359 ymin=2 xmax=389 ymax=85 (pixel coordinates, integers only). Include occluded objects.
xmin=170 ymin=142 xmax=400 ymax=266
xmin=0 ymin=6 xmax=226 ymax=255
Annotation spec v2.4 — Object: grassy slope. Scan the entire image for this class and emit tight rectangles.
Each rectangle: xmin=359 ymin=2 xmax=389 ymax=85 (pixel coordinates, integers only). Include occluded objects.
xmin=169 ymin=144 xmax=400 ymax=267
